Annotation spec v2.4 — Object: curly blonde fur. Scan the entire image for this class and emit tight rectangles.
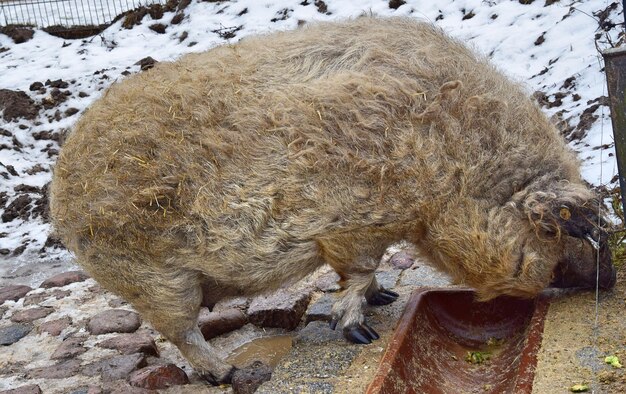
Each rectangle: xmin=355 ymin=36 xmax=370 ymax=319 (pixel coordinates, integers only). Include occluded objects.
xmin=50 ymin=17 xmax=599 ymax=382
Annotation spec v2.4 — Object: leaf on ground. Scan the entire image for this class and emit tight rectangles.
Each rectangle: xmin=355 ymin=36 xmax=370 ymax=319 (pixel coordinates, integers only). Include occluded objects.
xmin=604 ymin=355 xmax=623 ymax=368
xmin=570 ymin=384 xmax=589 ymax=392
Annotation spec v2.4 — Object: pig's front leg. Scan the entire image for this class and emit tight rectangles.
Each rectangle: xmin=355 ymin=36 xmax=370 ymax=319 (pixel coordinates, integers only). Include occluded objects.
xmin=328 ymin=258 xmax=398 ymax=344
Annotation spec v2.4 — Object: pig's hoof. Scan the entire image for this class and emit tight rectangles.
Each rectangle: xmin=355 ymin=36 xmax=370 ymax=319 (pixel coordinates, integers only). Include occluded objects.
xmin=231 ymin=361 xmax=272 ymax=392
xmin=342 ymin=322 xmax=380 ymax=344
xmin=366 ymin=287 xmax=399 ymax=306
xmin=202 ymin=365 xmax=238 ymax=385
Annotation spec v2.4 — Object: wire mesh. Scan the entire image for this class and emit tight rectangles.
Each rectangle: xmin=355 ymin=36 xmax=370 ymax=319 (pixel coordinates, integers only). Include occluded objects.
xmin=0 ymin=0 xmax=166 ymax=28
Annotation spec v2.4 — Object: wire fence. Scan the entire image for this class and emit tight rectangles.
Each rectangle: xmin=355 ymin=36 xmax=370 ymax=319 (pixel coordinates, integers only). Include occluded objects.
xmin=0 ymin=0 xmax=166 ymax=28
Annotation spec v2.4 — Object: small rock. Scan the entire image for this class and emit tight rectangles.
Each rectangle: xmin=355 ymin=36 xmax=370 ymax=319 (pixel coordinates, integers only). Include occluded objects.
xmin=1 ymin=195 xmax=32 ymax=223
xmin=39 ymin=316 xmax=72 ymax=336
xmin=28 ymin=359 xmax=81 ymax=379
xmin=212 ymin=296 xmax=249 ymax=311
xmin=199 ymin=308 xmax=248 ymax=340
xmin=29 ymin=82 xmax=44 ymax=92
xmin=98 ymin=333 xmax=159 ymax=356
xmin=0 ymin=360 xmax=25 ymax=376
xmin=11 ymin=244 xmax=27 ymax=257
xmin=0 ymin=324 xmax=32 ymax=345
xmin=42 ymin=88 xmax=68 ymax=109
xmin=399 ymin=264 xmax=451 ymax=287
xmin=314 ymin=0 xmax=328 ymax=14
xmin=135 ymin=57 xmax=157 ymax=71
xmin=0 ymin=193 xmax=5 ymax=209
xmin=40 ymin=270 xmax=89 ymax=288
xmin=0 ymin=26 xmax=34 ymax=44
xmin=231 ymin=361 xmax=272 ymax=394
xmin=88 ymin=283 xmax=103 ymax=294
xmin=10 ymin=306 xmax=54 ymax=323
xmin=388 ymin=0 xmax=406 ymax=10
xmin=388 ymin=251 xmax=415 ymax=269
xmin=314 ymin=271 xmax=341 ymax=292
xmin=13 ymin=184 xmax=41 ymax=194
xmin=44 ymin=79 xmax=69 ymax=89
xmin=0 ymin=384 xmax=42 ymax=394
xmin=65 ymin=107 xmax=80 ymax=117
xmin=149 ymin=24 xmax=167 ymax=34
xmin=304 ymin=293 xmax=334 ymax=324
xmin=23 ymin=289 xmax=71 ymax=306
xmin=122 ymin=8 xmax=148 ymax=29
xmin=375 ymin=270 xmax=401 ymax=290
xmin=82 ymin=353 xmax=147 ymax=380
xmin=0 ymin=285 xmax=32 ymax=305
xmin=148 ymin=4 xmax=164 ymax=19
xmin=65 ymin=386 xmax=102 ymax=394
xmin=31 ymin=130 xmax=60 ymax=142
xmin=108 ymin=297 xmax=128 ymax=308
xmin=171 ymin=13 xmax=184 ymax=25
xmin=212 ymin=25 xmax=242 ymax=40
xmin=128 ymin=364 xmax=189 ymax=389
xmin=295 ymin=320 xmax=344 ymax=345
xmin=51 ymin=336 xmax=87 ymax=359
xmin=248 ymin=289 xmax=311 ymax=330
xmin=2 ymin=165 xmax=18 ymax=177
xmin=102 ymin=380 xmax=150 ymax=394
xmin=42 ymin=235 xmax=64 ymax=250
xmin=88 ymin=309 xmax=141 ymax=335
xmin=0 ymin=89 xmax=38 ymax=121
xmin=598 ymin=369 xmax=617 ymax=383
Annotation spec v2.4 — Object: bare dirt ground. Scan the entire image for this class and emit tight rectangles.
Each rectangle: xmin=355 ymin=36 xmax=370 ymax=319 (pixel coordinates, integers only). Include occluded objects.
xmin=533 ymin=266 xmax=626 ymax=393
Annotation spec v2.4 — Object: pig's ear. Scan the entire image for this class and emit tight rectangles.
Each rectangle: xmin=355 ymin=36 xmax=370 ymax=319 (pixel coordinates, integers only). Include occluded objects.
xmin=519 ymin=187 xmax=606 ymax=243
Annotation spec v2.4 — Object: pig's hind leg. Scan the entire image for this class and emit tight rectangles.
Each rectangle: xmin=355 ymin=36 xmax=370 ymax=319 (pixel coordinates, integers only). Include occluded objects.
xmin=82 ymin=252 xmax=236 ymax=384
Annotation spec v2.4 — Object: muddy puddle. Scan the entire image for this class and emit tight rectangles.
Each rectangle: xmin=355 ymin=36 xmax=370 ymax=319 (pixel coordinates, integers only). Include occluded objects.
xmin=226 ymin=335 xmax=293 ymax=368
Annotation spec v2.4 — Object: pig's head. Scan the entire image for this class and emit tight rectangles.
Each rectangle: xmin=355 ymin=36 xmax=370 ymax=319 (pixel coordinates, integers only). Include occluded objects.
xmin=522 ymin=187 xmax=616 ymax=292
xmin=424 ymin=182 xmax=616 ymax=300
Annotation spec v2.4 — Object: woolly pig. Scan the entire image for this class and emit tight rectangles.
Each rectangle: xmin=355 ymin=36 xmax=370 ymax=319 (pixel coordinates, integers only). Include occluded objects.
xmin=50 ymin=17 xmax=615 ymax=383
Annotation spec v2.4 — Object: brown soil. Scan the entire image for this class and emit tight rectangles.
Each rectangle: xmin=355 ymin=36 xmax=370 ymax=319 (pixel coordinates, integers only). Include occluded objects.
xmin=532 ymin=267 xmax=626 ymax=393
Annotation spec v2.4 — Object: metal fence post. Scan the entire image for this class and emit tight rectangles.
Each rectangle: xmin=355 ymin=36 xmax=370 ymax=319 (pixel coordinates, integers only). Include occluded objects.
xmin=603 ymin=47 xmax=626 ymax=216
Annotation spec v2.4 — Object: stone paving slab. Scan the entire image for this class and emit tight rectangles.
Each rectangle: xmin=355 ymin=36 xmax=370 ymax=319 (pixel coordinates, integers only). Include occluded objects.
xmin=4 ymin=249 xmax=620 ymax=393
xmin=0 ymin=250 xmax=456 ymax=393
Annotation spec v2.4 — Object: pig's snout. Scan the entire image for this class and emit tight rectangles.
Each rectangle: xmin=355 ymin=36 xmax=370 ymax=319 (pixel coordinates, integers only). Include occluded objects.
xmin=550 ymin=238 xmax=616 ymax=290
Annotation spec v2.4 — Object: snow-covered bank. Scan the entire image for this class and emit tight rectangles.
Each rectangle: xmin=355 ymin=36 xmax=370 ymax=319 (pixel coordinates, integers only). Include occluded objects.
xmin=0 ymin=0 xmax=623 ymax=283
